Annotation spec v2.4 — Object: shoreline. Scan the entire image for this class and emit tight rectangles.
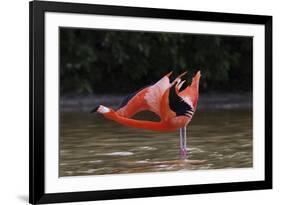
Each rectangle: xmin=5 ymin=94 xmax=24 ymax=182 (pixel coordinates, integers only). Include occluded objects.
xmin=60 ymin=92 xmax=252 ymax=112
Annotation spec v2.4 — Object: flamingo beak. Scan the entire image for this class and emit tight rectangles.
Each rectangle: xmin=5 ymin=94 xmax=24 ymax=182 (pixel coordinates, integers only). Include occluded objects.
xmin=90 ymin=105 xmax=99 ymax=113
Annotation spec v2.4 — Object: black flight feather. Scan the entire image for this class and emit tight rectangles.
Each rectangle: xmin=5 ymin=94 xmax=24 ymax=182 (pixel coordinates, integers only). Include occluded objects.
xmin=169 ymin=84 xmax=193 ymax=117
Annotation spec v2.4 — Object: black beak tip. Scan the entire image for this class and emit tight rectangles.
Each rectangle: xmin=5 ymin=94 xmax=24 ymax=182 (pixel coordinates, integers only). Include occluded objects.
xmin=90 ymin=106 xmax=99 ymax=113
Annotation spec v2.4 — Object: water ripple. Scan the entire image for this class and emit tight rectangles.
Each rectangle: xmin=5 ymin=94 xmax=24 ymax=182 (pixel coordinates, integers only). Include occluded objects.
xmin=95 ymin=151 xmax=134 ymax=156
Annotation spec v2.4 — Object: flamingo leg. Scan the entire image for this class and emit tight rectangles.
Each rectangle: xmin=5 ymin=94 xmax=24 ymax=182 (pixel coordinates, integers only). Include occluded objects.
xmin=179 ymin=128 xmax=183 ymax=158
xmin=183 ymin=126 xmax=187 ymax=159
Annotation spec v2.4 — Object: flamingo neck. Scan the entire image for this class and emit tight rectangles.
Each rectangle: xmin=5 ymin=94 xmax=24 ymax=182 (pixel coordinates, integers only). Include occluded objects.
xmin=103 ymin=111 xmax=175 ymax=132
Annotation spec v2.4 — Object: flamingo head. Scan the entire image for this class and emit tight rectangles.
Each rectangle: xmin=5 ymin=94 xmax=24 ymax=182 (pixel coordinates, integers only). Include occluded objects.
xmin=90 ymin=105 xmax=111 ymax=114
xmin=90 ymin=105 xmax=118 ymax=120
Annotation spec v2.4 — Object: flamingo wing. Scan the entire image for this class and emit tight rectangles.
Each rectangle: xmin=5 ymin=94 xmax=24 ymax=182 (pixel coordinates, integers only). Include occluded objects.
xmin=178 ymin=70 xmax=201 ymax=110
xmin=143 ymin=71 xmax=188 ymax=116
xmin=116 ymin=85 xmax=150 ymax=118
xmin=143 ymin=74 xmax=171 ymax=116
xmin=163 ymin=71 xmax=201 ymax=120
xmin=169 ymin=83 xmax=194 ymax=118
xmin=116 ymin=72 xmax=172 ymax=118
xmin=116 ymin=71 xmax=190 ymax=119
xmin=159 ymin=82 xmax=195 ymax=124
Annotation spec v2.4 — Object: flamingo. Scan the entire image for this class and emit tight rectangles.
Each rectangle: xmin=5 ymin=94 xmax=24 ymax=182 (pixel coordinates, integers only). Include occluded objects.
xmin=91 ymin=71 xmax=201 ymax=159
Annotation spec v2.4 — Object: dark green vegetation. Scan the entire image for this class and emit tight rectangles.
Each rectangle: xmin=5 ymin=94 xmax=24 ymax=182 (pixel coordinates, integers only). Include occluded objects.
xmin=60 ymin=28 xmax=252 ymax=95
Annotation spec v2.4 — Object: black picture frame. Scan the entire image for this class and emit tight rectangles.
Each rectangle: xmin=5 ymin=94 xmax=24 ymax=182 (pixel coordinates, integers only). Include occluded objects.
xmin=29 ymin=0 xmax=272 ymax=204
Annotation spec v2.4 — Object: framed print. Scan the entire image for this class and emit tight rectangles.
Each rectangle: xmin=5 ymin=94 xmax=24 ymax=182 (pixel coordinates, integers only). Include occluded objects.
xmin=29 ymin=0 xmax=272 ymax=204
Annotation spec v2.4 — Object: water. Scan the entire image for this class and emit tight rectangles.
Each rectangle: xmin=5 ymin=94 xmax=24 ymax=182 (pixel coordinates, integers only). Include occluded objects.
xmin=59 ymin=109 xmax=252 ymax=176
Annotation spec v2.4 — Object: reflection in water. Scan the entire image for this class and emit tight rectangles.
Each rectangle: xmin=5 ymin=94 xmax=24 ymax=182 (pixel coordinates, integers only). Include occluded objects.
xmin=59 ymin=109 xmax=252 ymax=176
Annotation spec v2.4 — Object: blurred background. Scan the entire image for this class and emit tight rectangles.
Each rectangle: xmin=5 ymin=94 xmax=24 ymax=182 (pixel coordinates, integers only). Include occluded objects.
xmin=59 ymin=28 xmax=253 ymax=177
xmin=60 ymin=28 xmax=252 ymax=95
